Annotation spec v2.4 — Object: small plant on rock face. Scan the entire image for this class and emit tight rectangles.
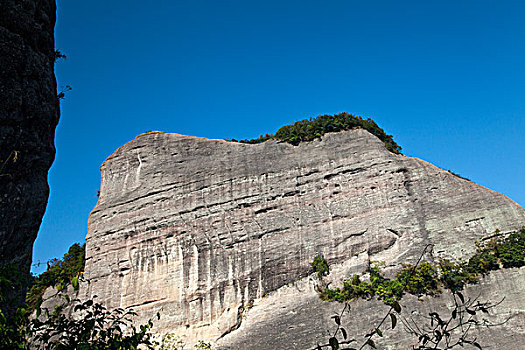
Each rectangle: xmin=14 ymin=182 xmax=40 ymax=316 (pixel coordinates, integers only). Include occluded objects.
xmin=396 ymin=261 xmax=439 ymax=296
xmin=312 ymin=254 xmax=330 ymax=279
xmin=155 ymin=332 xmax=185 ymax=349
xmin=194 ymin=340 xmax=212 ymax=350
xmin=315 ymin=244 xmax=506 ymax=350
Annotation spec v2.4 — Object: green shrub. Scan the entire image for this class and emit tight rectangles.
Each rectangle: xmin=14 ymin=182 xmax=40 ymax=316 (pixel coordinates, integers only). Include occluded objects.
xmin=438 ymin=259 xmax=470 ymax=292
xmin=321 ymin=227 xmax=525 ymax=304
xmin=195 ymin=340 xmax=213 ymax=350
xmin=239 ymin=113 xmax=402 ymax=154
xmin=26 ymin=243 xmax=85 ymax=312
xmin=396 ymin=262 xmax=439 ymax=296
xmin=311 ymin=254 xmax=330 ymax=279
xmin=466 ymin=251 xmax=499 ymax=275
xmin=495 ymin=228 xmax=525 ymax=268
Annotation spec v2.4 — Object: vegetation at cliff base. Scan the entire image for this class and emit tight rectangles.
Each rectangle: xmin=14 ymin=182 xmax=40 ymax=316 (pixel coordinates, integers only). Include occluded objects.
xmin=236 ymin=113 xmax=402 ymax=154
xmin=319 ymin=227 xmax=525 ymax=304
xmin=25 ymin=243 xmax=85 ymax=312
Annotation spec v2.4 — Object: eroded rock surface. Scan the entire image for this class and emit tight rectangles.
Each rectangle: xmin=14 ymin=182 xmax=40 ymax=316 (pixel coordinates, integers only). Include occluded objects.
xmin=85 ymin=130 xmax=525 ymax=347
xmin=0 ymin=0 xmax=58 ymax=306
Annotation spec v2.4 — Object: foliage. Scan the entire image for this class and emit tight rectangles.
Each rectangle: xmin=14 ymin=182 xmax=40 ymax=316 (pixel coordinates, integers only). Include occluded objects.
xmin=316 ymin=289 xmax=501 ymax=350
xmin=194 ymin=340 xmax=212 ymax=350
xmin=154 ymin=333 xmax=186 ymax=350
xmin=57 ymin=85 xmax=72 ymax=100
xmin=2 ymin=270 xmax=157 ymax=349
xmin=26 ymin=243 xmax=86 ymax=312
xmin=54 ymin=50 xmax=67 ymax=63
xmin=311 ymin=254 xmax=330 ymax=279
xmin=493 ymin=228 xmax=525 ymax=268
xmin=238 ymin=113 xmax=402 ymax=154
xmin=0 ymin=264 xmax=32 ymax=348
xmin=320 ymin=228 xmax=524 ymax=303
xmin=320 ymin=261 xmax=439 ymax=305
xmin=315 ymin=242 xmax=505 ymax=350
xmin=0 ymin=308 xmax=29 ymax=349
xmin=315 ymin=244 xmax=434 ymax=350
xmin=153 ymin=335 xmax=213 ymax=350
xmin=396 ymin=262 xmax=439 ymax=296
xmin=29 ymin=298 xmax=156 ymax=350
xmin=403 ymin=292 xmax=501 ymax=349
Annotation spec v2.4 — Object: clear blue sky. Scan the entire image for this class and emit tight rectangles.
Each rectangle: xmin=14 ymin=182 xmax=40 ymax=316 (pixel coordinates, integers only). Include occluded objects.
xmin=32 ymin=0 xmax=525 ymax=273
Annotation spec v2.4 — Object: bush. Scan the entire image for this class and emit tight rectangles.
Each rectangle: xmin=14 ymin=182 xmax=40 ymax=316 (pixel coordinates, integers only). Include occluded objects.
xmin=320 ymin=227 xmax=525 ymax=303
xmin=396 ymin=262 xmax=439 ymax=296
xmin=311 ymin=254 xmax=330 ymax=279
xmin=29 ymin=299 xmax=156 ymax=350
xmin=438 ymin=259 xmax=471 ymax=292
xmin=239 ymin=113 xmax=402 ymax=154
xmin=26 ymin=243 xmax=85 ymax=312
xmin=495 ymin=228 xmax=525 ymax=268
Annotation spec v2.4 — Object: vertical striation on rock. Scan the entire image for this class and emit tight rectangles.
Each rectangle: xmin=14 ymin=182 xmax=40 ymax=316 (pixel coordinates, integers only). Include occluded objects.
xmin=0 ymin=0 xmax=59 ymax=295
xmin=86 ymin=129 xmax=525 ymax=344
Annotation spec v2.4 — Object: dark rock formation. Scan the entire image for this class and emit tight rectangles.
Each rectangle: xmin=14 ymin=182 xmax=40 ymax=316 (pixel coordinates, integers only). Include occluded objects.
xmin=85 ymin=129 xmax=525 ymax=347
xmin=0 ymin=0 xmax=58 ymax=301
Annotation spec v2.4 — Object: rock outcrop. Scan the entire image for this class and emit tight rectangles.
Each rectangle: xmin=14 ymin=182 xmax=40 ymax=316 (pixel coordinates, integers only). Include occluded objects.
xmin=0 ymin=0 xmax=58 ymax=304
xmin=86 ymin=129 xmax=525 ymax=348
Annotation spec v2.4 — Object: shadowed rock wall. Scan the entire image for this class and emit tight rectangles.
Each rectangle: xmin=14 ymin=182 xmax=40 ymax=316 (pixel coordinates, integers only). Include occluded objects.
xmin=86 ymin=130 xmax=525 ymax=346
xmin=0 ymin=0 xmax=58 ymax=277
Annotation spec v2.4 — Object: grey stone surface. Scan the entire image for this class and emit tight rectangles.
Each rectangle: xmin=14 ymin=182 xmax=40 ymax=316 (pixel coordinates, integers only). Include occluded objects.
xmin=85 ymin=130 xmax=525 ymax=347
xmin=218 ymin=268 xmax=525 ymax=349
xmin=0 ymin=0 xmax=58 ymax=307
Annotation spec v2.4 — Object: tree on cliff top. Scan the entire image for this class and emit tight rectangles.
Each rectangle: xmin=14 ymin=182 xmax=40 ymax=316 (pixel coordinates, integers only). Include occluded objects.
xmin=238 ymin=113 xmax=402 ymax=154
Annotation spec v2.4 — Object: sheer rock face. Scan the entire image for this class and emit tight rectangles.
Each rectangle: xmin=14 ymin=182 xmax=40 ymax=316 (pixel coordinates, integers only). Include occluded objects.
xmin=86 ymin=130 xmax=525 ymax=346
xmin=0 ymin=1 xmax=58 ymax=272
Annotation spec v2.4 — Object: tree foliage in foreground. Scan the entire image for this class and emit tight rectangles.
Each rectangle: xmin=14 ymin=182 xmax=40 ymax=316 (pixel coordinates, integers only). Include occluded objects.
xmin=30 ymin=299 xmax=156 ymax=350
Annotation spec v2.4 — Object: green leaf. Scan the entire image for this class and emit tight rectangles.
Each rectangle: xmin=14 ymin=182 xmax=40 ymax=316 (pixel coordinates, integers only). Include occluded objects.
xmin=457 ymin=292 xmax=465 ymax=304
xmin=72 ymin=275 xmax=79 ymax=290
xmin=392 ymin=301 xmax=402 ymax=314
xmin=332 ymin=315 xmax=341 ymax=325
xmin=390 ymin=313 xmax=397 ymax=329
xmin=366 ymin=339 xmax=377 ymax=349
xmin=341 ymin=327 xmax=348 ymax=340
xmin=473 ymin=342 xmax=482 ymax=349
xmin=375 ymin=328 xmax=383 ymax=337
xmin=329 ymin=337 xmax=339 ymax=350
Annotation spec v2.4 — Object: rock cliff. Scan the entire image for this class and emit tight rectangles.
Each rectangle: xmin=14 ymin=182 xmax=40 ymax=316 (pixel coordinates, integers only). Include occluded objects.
xmin=86 ymin=129 xmax=525 ymax=348
xmin=0 ymin=0 xmax=58 ymax=303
